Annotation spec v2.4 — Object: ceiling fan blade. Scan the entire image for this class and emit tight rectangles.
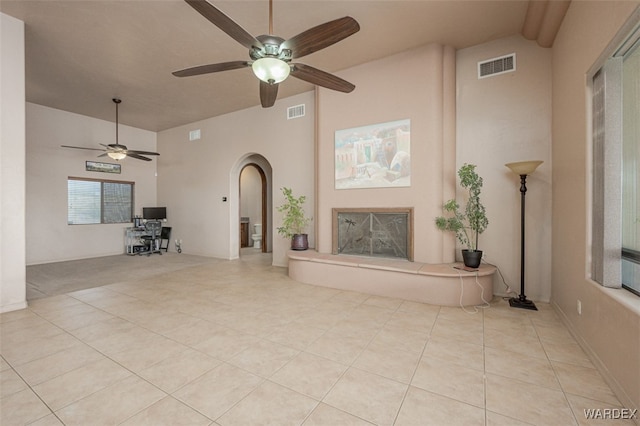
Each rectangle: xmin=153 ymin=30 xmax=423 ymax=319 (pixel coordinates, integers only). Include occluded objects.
xmin=184 ymin=0 xmax=263 ymax=50
xmin=281 ymin=16 xmax=360 ymax=59
xmin=291 ymin=63 xmax=355 ymax=93
xmin=126 ymin=153 xmax=152 ymax=162
xmin=173 ymin=61 xmax=249 ymax=77
xmin=126 ymin=150 xmax=160 ymax=156
xmin=61 ymin=145 xmax=106 ymax=152
xmin=98 ymin=152 xmax=110 ymax=157
xmin=260 ymin=81 xmax=279 ymax=108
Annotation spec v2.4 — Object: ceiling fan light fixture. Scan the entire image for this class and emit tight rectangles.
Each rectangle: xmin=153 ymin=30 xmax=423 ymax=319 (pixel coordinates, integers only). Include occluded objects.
xmin=107 ymin=152 xmax=126 ymax=160
xmin=252 ymin=57 xmax=290 ymax=84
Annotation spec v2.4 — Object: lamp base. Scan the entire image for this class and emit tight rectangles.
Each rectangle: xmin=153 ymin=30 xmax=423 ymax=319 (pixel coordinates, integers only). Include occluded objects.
xmin=509 ymin=297 xmax=538 ymax=311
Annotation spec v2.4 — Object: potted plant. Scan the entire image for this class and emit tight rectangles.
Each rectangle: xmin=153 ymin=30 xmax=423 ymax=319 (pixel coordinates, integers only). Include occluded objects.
xmin=277 ymin=187 xmax=312 ymax=250
xmin=435 ymin=163 xmax=489 ymax=268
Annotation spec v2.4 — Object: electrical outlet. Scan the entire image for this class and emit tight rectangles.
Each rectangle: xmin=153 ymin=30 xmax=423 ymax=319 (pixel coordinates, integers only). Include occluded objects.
xmin=577 ymin=300 xmax=582 ymax=315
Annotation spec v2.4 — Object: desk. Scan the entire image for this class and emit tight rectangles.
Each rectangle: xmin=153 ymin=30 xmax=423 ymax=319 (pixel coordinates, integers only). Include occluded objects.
xmin=125 ymin=227 xmax=152 ymax=255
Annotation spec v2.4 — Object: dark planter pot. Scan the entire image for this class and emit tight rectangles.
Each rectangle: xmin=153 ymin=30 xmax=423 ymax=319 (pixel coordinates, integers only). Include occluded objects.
xmin=462 ymin=249 xmax=483 ymax=268
xmin=291 ymin=234 xmax=309 ymax=251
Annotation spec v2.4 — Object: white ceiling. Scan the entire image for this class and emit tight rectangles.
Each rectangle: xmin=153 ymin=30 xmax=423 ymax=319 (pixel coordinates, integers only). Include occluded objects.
xmin=1 ymin=0 xmax=531 ymax=131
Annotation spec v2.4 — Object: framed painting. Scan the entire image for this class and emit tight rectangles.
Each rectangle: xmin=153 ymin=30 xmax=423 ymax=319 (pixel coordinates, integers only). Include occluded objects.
xmin=335 ymin=119 xmax=410 ymax=189
xmin=86 ymin=161 xmax=121 ymax=174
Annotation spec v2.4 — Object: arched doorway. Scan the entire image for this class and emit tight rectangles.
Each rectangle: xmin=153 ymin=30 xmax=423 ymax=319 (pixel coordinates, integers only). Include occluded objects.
xmin=229 ymin=154 xmax=273 ymax=259
xmin=239 ymin=164 xmax=266 ymax=252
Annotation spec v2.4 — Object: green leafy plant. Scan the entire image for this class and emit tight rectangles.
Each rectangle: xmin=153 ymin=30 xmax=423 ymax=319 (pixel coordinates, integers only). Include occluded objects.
xmin=276 ymin=187 xmax=311 ymax=239
xmin=435 ymin=163 xmax=488 ymax=251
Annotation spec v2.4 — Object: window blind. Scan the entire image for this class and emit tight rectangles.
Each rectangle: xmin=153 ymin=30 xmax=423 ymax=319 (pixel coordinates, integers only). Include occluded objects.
xmin=591 ymin=59 xmax=623 ymax=288
xmin=68 ymin=178 xmax=133 ymax=225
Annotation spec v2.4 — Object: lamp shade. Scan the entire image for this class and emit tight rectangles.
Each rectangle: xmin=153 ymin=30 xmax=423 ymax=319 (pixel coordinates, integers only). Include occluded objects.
xmin=252 ymin=57 xmax=290 ymax=84
xmin=505 ymin=160 xmax=543 ymax=175
xmin=108 ymin=152 xmax=126 ymax=160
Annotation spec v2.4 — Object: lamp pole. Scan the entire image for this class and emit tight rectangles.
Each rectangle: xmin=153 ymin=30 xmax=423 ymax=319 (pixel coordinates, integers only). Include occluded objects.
xmin=505 ymin=161 xmax=543 ymax=311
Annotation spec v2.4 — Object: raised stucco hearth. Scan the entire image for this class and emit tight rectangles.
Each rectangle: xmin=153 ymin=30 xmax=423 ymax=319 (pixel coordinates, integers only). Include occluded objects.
xmin=288 ymin=250 xmax=495 ymax=307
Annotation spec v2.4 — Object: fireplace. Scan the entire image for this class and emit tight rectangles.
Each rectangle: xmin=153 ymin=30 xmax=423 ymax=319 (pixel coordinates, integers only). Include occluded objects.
xmin=332 ymin=208 xmax=413 ymax=261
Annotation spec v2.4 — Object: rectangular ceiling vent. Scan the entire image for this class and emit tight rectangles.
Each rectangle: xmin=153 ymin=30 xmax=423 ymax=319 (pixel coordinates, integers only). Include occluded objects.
xmin=478 ymin=53 xmax=516 ymax=79
xmin=287 ymin=104 xmax=305 ymax=120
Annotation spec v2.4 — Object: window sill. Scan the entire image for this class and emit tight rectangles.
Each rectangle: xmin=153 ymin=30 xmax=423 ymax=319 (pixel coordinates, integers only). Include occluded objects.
xmin=593 ymin=280 xmax=640 ymax=315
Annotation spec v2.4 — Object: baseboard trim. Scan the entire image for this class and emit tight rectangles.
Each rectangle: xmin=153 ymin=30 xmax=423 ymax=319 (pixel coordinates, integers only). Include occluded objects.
xmin=552 ymin=301 xmax=639 ymax=424
xmin=0 ymin=300 xmax=28 ymax=313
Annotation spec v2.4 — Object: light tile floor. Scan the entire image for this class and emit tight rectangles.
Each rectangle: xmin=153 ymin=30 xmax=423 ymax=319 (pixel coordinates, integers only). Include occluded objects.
xmin=1 ymin=252 xmax=634 ymax=425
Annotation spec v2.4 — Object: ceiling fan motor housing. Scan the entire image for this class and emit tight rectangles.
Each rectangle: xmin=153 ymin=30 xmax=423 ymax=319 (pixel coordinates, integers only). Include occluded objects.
xmin=250 ymin=35 xmax=291 ymax=62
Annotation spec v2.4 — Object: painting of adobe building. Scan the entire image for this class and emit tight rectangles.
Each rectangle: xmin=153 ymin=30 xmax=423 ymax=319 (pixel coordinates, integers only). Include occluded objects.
xmin=335 ymin=119 xmax=411 ymax=189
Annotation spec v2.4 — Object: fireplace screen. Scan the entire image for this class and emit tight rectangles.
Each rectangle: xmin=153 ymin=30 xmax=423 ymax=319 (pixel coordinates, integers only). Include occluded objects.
xmin=333 ymin=208 xmax=413 ymax=261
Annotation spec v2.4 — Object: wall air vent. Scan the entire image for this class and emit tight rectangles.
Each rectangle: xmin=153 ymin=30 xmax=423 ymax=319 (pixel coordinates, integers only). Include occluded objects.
xmin=189 ymin=129 xmax=201 ymax=141
xmin=287 ymin=104 xmax=305 ymax=119
xmin=478 ymin=53 xmax=516 ymax=79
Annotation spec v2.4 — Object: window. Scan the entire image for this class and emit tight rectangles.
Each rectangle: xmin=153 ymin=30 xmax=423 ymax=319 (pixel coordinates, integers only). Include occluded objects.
xmin=68 ymin=177 xmax=134 ymax=225
xmin=591 ymin=22 xmax=640 ymax=296
xmin=622 ymin=38 xmax=640 ymax=295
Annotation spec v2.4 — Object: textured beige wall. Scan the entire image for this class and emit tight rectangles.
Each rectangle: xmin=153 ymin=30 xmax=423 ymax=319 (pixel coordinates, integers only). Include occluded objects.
xmin=551 ymin=0 xmax=640 ymax=411
xmin=1 ymin=13 xmax=27 ymax=312
xmin=25 ymin=103 xmax=158 ymax=264
xmin=316 ymin=43 xmax=457 ymax=264
xmin=457 ymin=34 xmax=552 ymax=302
xmin=157 ymin=91 xmax=315 ymax=266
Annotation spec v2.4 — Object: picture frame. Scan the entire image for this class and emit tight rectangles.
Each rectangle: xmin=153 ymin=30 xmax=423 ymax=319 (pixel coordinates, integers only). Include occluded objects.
xmin=86 ymin=161 xmax=121 ymax=174
xmin=335 ymin=119 xmax=411 ymax=189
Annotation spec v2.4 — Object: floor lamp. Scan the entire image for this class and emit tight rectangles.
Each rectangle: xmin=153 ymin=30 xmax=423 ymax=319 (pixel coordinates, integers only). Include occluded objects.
xmin=505 ymin=160 xmax=543 ymax=311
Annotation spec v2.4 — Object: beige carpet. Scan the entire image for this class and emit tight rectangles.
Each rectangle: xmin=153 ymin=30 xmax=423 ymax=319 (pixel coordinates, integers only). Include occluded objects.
xmin=26 ymin=249 xmax=270 ymax=300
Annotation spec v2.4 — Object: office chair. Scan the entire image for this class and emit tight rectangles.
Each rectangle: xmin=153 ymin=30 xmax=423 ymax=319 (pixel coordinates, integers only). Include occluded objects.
xmin=141 ymin=220 xmax=162 ymax=255
xmin=159 ymin=227 xmax=172 ymax=252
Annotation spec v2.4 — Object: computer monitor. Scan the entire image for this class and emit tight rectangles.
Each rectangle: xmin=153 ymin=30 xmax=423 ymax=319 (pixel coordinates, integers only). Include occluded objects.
xmin=142 ymin=207 xmax=167 ymax=220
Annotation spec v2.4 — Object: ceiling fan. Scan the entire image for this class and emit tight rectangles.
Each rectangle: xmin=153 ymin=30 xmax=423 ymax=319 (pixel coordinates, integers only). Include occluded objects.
xmin=61 ymin=99 xmax=160 ymax=161
xmin=173 ymin=0 xmax=360 ymax=107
